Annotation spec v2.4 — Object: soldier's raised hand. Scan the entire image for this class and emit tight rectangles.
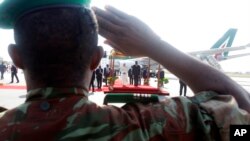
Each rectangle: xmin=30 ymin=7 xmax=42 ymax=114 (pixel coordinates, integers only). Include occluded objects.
xmin=93 ymin=6 xmax=161 ymax=57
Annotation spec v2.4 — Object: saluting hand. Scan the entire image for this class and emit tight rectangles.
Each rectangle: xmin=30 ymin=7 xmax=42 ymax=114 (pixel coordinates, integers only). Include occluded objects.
xmin=92 ymin=6 xmax=161 ymax=57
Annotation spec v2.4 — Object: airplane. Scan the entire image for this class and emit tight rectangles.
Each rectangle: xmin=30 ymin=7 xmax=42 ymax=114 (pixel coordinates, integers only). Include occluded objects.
xmin=135 ymin=28 xmax=250 ymax=70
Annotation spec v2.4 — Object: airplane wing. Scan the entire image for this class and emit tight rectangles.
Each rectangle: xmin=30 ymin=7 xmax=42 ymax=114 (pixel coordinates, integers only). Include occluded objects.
xmin=189 ymin=44 xmax=250 ymax=56
xmin=220 ymin=52 xmax=250 ymax=60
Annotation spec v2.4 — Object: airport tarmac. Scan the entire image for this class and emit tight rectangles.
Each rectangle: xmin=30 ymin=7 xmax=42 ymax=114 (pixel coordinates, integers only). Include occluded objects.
xmin=0 ymin=71 xmax=249 ymax=109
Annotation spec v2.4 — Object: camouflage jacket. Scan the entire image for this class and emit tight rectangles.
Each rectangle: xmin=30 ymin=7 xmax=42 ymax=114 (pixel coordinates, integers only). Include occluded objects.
xmin=0 ymin=87 xmax=249 ymax=141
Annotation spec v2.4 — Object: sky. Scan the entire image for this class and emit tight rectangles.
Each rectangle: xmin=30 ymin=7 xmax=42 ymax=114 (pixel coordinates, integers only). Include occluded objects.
xmin=0 ymin=0 xmax=250 ymax=72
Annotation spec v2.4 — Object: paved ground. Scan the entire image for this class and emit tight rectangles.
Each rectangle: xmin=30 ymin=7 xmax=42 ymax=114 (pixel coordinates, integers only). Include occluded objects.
xmin=0 ymin=71 xmax=249 ymax=109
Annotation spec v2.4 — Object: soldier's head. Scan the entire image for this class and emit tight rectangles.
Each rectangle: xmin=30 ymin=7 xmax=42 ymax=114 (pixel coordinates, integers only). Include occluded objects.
xmin=0 ymin=0 xmax=103 ymax=89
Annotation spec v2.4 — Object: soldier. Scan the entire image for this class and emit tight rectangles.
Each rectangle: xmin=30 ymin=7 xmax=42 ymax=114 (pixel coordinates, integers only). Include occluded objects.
xmin=0 ymin=1 xmax=249 ymax=141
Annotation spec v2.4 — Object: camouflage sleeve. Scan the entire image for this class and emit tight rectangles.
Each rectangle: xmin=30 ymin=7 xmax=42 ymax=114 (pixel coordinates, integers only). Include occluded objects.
xmin=192 ymin=91 xmax=250 ymax=141
xmin=114 ymin=91 xmax=221 ymax=141
xmin=117 ymin=91 xmax=250 ymax=141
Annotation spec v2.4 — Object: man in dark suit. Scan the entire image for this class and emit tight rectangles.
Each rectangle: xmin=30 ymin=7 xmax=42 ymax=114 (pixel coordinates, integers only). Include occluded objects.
xmin=179 ymin=79 xmax=187 ymax=96
xmin=89 ymin=70 xmax=96 ymax=92
xmin=132 ymin=61 xmax=141 ymax=86
xmin=128 ymin=67 xmax=133 ymax=85
xmin=0 ymin=62 xmax=7 ymax=80
xmin=10 ymin=65 xmax=19 ymax=83
xmin=95 ymin=66 xmax=103 ymax=89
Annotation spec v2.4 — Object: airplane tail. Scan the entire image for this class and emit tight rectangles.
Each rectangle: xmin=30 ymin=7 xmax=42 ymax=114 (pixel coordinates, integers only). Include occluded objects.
xmin=211 ymin=28 xmax=237 ymax=59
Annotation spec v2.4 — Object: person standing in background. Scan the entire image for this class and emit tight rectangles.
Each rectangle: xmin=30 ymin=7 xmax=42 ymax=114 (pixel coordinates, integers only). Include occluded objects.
xmin=103 ymin=64 xmax=110 ymax=86
xmin=128 ymin=67 xmax=133 ymax=85
xmin=142 ymin=67 xmax=148 ymax=85
xmin=179 ymin=79 xmax=187 ymax=96
xmin=120 ymin=63 xmax=128 ymax=86
xmin=89 ymin=70 xmax=96 ymax=92
xmin=10 ymin=65 xmax=19 ymax=83
xmin=158 ymin=68 xmax=165 ymax=87
xmin=0 ymin=62 xmax=7 ymax=80
xmin=132 ymin=61 xmax=140 ymax=86
xmin=95 ymin=66 xmax=103 ymax=89
xmin=138 ymin=69 xmax=142 ymax=85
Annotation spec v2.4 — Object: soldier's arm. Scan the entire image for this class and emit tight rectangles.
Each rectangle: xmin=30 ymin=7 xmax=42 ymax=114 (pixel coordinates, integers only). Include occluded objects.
xmin=93 ymin=6 xmax=250 ymax=112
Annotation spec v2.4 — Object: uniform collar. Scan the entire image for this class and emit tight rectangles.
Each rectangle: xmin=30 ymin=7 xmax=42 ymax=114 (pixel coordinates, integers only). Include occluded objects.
xmin=26 ymin=87 xmax=88 ymax=101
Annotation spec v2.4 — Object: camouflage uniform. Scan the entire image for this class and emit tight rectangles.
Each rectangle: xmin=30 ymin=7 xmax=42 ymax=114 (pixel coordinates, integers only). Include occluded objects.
xmin=0 ymin=87 xmax=249 ymax=141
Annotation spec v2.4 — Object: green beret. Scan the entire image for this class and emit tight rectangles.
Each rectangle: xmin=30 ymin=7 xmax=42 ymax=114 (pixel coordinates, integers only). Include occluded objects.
xmin=0 ymin=0 xmax=91 ymax=29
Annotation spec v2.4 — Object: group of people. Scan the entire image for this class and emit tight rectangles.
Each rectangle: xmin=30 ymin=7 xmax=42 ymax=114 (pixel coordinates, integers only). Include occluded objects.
xmin=0 ymin=62 xmax=19 ymax=83
xmin=0 ymin=0 xmax=249 ymax=140
xmin=121 ymin=61 xmax=142 ymax=87
xmin=90 ymin=61 xmax=143 ymax=89
xmin=89 ymin=64 xmax=111 ymax=92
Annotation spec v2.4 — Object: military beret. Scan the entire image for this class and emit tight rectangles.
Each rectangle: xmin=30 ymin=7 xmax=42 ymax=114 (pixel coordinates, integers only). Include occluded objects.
xmin=0 ymin=0 xmax=91 ymax=29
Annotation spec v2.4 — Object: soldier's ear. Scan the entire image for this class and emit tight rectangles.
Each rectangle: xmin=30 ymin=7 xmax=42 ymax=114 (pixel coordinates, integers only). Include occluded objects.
xmin=90 ymin=46 xmax=104 ymax=70
xmin=8 ymin=44 xmax=24 ymax=69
